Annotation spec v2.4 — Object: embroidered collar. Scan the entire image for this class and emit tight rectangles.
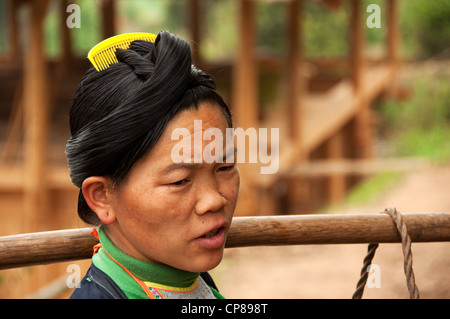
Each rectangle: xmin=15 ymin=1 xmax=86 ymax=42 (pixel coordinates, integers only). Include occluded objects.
xmin=92 ymin=226 xmax=200 ymax=298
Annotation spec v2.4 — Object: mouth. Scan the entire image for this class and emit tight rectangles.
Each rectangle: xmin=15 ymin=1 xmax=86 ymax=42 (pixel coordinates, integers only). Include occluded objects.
xmin=201 ymin=227 xmax=223 ymax=239
xmin=195 ymin=225 xmax=228 ymax=249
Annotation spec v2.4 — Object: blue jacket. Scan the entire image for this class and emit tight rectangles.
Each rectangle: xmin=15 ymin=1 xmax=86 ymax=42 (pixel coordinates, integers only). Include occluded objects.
xmin=70 ymin=263 xmax=218 ymax=299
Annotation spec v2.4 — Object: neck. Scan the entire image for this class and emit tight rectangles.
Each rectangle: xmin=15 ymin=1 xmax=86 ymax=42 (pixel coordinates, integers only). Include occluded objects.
xmin=102 ymin=223 xmax=156 ymax=264
xmin=96 ymin=226 xmax=199 ymax=288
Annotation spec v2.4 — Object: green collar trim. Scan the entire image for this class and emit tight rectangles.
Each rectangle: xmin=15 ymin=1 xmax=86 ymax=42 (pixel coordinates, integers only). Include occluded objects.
xmin=92 ymin=226 xmax=200 ymax=299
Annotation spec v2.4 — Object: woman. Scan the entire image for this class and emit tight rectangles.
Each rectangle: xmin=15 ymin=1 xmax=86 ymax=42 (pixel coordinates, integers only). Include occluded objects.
xmin=66 ymin=31 xmax=240 ymax=299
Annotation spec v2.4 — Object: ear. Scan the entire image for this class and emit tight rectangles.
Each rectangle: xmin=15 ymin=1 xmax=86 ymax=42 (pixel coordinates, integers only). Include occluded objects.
xmin=82 ymin=176 xmax=116 ymax=225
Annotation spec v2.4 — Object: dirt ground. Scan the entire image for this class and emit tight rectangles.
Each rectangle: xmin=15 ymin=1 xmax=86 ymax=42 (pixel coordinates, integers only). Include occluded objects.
xmin=209 ymin=163 xmax=450 ymax=299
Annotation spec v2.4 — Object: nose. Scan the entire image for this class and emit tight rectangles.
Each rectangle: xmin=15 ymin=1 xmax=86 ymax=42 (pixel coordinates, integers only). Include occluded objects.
xmin=194 ymin=180 xmax=227 ymax=215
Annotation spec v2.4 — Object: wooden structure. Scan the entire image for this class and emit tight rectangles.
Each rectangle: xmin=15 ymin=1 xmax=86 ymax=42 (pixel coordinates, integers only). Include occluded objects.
xmin=0 ymin=0 xmax=402 ymax=297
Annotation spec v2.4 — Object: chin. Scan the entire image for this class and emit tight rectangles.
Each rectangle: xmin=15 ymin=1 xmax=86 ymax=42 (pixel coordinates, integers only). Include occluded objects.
xmin=186 ymin=249 xmax=225 ymax=273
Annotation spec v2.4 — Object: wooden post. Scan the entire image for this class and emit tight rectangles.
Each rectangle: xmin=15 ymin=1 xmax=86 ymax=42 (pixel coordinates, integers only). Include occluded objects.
xmin=286 ymin=0 xmax=302 ymax=147
xmin=101 ymin=0 xmax=116 ymax=39
xmin=350 ymin=0 xmax=372 ymax=159
xmin=8 ymin=0 xmax=20 ymax=61
xmin=189 ymin=0 xmax=201 ymax=67
xmin=232 ymin=0 xmax=259 ymax=215
xmin=23 ymin=0 xmax=50 ymax=233
xmin=386 ymin=0 xmax=400 ymax=97
xmin=350 ymin=0 xmax=364 ymax=91
xmin=325 ymin=131 xmax=346 ymax=204
xmin=232 ymin=0 xmax=258 ymax=130
xmin=21 ymin=0 xmax=50 ymax=296
xmin=60 ymin=0 xmax=73 ymax=72
xmin=387 ymin=0 xmax=399 ymax=69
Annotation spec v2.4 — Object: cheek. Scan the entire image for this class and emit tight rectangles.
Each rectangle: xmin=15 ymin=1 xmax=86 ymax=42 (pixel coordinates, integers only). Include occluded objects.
xmin=231 ymin=172 xmax=241 ymax=195
xmin=114 ymin=184 xmax=158 ymax=227
xmin=118 ymin=185 xmax=192 ymax=229
xmin=116 ymin=188 xmax=192 ymax=253
xmin=223 ymin=174 xmax=240 ymax=204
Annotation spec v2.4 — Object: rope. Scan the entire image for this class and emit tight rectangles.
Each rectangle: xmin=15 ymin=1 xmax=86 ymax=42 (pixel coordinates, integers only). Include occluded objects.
xmin=352 ymin=207 xmax=420 ymax=299
xmin=352 ymin=243 xmax=379 ymax=299
xmin=384 ymin=207 xmax=420 ymax=299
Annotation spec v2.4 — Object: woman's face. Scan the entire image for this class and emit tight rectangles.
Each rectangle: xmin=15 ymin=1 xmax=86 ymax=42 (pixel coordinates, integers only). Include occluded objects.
xmin=105 ymin=102 xmax=239 ymax=272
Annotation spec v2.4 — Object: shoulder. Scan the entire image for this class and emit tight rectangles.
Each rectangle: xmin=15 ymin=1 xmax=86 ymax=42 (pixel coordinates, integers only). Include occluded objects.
xmin=70 ymin=263 xmax=128 ymax=299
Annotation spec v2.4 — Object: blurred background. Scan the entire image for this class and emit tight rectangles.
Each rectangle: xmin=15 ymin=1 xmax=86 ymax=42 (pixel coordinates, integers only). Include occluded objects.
xmin=0 ymin=0 xmax=449 ymax=298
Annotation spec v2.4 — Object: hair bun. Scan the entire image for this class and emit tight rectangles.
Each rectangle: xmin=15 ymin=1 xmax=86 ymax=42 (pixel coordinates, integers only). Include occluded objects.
xmin=116 ymin=44 xmax=154 ymax=79
xmin=147 ymin=31 xmax=192 ymax=91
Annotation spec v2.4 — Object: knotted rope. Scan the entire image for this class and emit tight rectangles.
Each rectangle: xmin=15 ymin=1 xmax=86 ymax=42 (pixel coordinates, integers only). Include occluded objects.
xmin=352 ymin=207 xmax=420 ymax=299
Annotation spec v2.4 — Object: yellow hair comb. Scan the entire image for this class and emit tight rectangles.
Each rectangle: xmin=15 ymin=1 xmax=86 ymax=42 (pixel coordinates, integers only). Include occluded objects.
xmin=87 ymin=32 xmax=157 ymax=71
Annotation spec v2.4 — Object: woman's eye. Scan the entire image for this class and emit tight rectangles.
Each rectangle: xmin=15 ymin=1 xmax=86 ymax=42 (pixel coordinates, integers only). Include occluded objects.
xmin=218 ymin=164 xmax=235 ymax=172
xmin=171 ymin=179 xmax=189 ymax=186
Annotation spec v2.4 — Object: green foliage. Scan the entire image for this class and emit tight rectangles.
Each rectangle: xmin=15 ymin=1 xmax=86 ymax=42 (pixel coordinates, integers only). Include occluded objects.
xmin=71 ymin=0 xmax=101 ymax=55
xmin=400 ymin=0 xmax=450 ymax=58
xmin=346 ymin=172 xmax=399 ymax=206
xmin=393 ymin=126 xmax=450 ymax=164
xmin=200 ymin=0 xmax=238 ymax=61
xmin=380 ymin=76 xmax=450 ymax=163
xmin=44 ymin=1 xmax=60 ymax=57
xmin=256 ymin=1 xmax=287 ymax=57
xmin=0 ymin=0 xmax=8 ymax=53
xmin=122 ymin=0 xmax=185 ymax=36
xmin=303 ymin=1 xmax=349 ymax=58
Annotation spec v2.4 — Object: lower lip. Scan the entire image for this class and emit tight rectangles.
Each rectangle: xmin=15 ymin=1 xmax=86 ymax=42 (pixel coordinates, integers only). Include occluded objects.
xmin=195 ymin=227 xmax=226 ymax=250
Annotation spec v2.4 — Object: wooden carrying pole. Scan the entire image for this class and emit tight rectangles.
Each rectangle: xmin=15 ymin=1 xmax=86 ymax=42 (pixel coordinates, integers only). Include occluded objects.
xmin=0 ymin=212 xmax=450 ymax=270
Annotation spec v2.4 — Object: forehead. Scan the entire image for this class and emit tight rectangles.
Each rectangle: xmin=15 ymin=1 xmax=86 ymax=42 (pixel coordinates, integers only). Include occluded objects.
xmin=163 ymin=102 xmax=229 ymax=140
xmin=170 ymin=102 xmax=229 ymax=130
xmin=138 ymin=102 xmax=231 ymax=168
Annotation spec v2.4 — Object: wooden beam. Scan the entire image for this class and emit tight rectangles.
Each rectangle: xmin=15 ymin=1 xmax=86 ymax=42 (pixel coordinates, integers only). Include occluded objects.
xmin=101 ymin=0 xmax=116 ymax=39
xmin=1 ymin=212 xmax=450 ymax=269
xmin=1 ymin=75 xmax=23 ymax=163
xmin=8 ymin=0 xmax=20 ymax=60
xmin=227 ymin=212 xmax=450 ymax=246
xmin=189 ymin=0 xmax=201 ymax=67
xmin=286 ymin=0 xmax=302 ymax=145
xmin=232 ymin=0 xmax=259 ymax=215
xmin=325 ymin=131 xmax=346 ymax=203
xmin=387 ymin=0 xmax=399 ymax=65
xmin=23 ymin=0 xmax=50 ymax=232
xmin=350 ymin=0 xmax=373 ymax=159
xmin=284 ymin=157 xmax=432 ymax=177
xmin=350 ymin=0 xmax=364 ymax=91
xmin=60 ymin=0 xmax=73 ymax=71
xmin=0 ymin=164 xmax=76 ymax=191
xmin=232 ymin=0 xmax=258 ymax=129
xmin=386 ymin=0 xmax=400 ymax=97
xmin=0 ymin=228 xmax=97 ymax=269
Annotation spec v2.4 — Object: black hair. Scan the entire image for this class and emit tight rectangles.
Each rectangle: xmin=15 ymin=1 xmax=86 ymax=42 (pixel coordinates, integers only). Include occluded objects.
xmin=65 ymin=31 xmax=232 ymax=225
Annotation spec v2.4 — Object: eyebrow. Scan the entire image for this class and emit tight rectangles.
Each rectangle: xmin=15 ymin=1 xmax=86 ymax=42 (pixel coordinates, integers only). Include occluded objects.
xmin=160 ymin=163 xmax=202 ymax=176
xmin=160 ymin=147 xmax=237 ymax=176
